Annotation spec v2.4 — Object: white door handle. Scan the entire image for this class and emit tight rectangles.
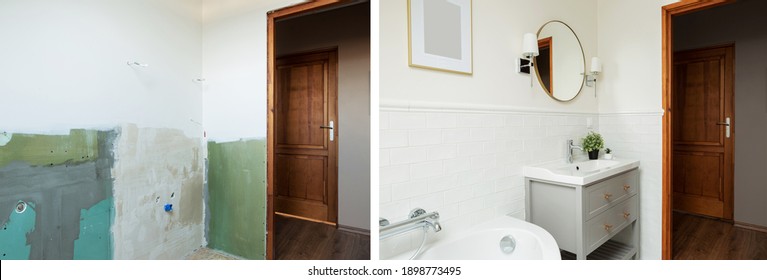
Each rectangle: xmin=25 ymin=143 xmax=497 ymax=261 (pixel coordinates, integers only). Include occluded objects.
xmin=320 ymin=120 xmax=334 ymax=141
xmin=716 ymin=117 xmax=730 ymax=138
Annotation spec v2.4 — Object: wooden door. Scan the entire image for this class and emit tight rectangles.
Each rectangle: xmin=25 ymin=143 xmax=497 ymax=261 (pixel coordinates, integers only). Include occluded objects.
xmin=672 ymin=45 xmax=734 ymax=220
xmin=275 ymin=50 xmax=338 ymax=224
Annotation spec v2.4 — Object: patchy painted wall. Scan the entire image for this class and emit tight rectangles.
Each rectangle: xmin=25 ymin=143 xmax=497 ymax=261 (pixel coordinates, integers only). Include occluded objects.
xmin=0 ymin=129 xmax=116 ymax=260
xmin=111 ymin=124 xmax=205 ymax=259
xmin=206 ymin=139 xmax=266 ymax=260
xmin=1 ymin=125 xmax=207 ymax=260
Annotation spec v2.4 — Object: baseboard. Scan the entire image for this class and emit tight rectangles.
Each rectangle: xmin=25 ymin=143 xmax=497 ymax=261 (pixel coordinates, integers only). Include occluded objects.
xmin=338 ymin=224 xmax=370 ymax=236
xmin=734 ymin=221 xmax=767 ymax=233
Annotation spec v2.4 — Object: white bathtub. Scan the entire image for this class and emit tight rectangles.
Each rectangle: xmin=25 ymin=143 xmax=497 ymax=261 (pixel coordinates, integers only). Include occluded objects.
xmin=388 ymin=215 xmax=561 ymax=260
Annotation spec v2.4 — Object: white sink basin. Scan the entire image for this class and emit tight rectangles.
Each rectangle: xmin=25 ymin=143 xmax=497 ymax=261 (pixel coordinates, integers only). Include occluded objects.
xmin=524 ymin=158 xmax=639 ymax=185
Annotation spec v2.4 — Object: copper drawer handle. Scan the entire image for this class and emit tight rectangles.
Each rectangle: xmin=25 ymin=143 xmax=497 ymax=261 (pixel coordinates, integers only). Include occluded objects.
xmin=623 ymin=211 xmax=631 ymax=220
xmin=603 ymin=193 xmax=612 ymax=200
xmin=623 ymin=184 xmax=631 ymax=192
xmin=604 ymin=224 xmax=613 ymax=231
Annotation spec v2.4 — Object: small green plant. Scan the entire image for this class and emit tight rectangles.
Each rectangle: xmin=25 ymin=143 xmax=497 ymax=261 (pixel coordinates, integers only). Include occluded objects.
xmin=581 ymin=131 xmax=605 ymax=152
xmin=605 ymin=148 xmax=612 ymax=154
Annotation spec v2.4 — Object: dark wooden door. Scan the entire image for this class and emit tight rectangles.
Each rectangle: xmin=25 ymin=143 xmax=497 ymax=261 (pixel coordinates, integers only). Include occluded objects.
xmin=275 ymin=50 xmax=338 ymax=224
xmin=672 ymin=45 xmax=734 ymax=220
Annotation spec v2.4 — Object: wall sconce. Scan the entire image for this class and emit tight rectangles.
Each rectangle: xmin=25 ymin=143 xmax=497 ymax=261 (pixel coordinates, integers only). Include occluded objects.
xmin=518 ymin=33 xmax=539 ymax=87
xmin=586 ymin=57 xmax=601 ymax=97
xmin=586 ymin=57 xmax=601 ymax=87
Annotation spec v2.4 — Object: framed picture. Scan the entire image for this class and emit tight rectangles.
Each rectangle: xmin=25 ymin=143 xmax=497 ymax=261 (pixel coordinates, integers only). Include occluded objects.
xmin=408 ymin=0 xmax=473 ymax=74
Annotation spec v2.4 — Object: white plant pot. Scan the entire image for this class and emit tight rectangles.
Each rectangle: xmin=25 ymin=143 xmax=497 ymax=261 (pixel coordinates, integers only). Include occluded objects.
xmin=604 ymin=154 xmax=613 ymax=160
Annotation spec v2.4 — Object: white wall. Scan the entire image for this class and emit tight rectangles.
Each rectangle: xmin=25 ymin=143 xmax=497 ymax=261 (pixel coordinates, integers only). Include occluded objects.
xmin=596 ymin=0 xmax=678 ymax=260
xmin=596 ymin=0 xmax=678 ymax=114
xmin=275 ymin=3 xmax=371 ymax=230
xmin=0 ymin=0 xmax=203 ymax=138
xmin=202 ymin=0 xmax=305 ymax=142
xmin=380 ymin=0 xmax=598 ymax=113
xmin=674 ymin=0 xmax=767 ymax=228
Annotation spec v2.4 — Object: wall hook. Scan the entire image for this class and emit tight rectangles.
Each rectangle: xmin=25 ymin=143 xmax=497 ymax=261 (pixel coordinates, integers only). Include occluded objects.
xmin=193 ymin=78 xmax=206 ymax=83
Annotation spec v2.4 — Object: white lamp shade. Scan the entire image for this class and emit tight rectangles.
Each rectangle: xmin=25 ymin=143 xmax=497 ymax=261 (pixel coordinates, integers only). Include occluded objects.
xmin=590 ymin=57 xmax=602 ymax=73
xmin=522 ymin=33 xmax=539 ymax=57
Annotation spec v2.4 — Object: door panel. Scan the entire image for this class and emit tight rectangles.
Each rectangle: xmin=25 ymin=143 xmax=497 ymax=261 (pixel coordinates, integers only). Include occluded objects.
xmin=277 ymin=63 xmax=327 ymax=149
xmin=275 ymin=50 xmax=338 ymax=224
xmin=672 ymin=45 xmax=733 ymax=220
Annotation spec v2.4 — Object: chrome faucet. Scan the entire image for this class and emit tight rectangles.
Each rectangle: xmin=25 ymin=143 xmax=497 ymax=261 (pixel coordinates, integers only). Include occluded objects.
xmin=567 ymin=139 xmax=583 ymax=163
xmin=423 ymin=218 xmax=442 ymax=232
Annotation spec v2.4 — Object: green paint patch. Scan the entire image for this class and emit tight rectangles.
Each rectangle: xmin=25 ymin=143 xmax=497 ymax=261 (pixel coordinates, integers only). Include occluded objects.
xmin=0 ymin=129 xmax=99 ymax=168
xmin=0 ymin=202 xmax=37 ymax=260
xmin=207 ymin=139 xmax=266 ymax=260
xmin=73 ymin=198 xmax=112 ymax=260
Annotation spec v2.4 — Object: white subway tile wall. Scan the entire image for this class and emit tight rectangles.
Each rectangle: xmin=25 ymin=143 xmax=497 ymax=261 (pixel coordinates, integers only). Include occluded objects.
xmin=379 ymin=109 xmax=599 ymax=259
xmin=599 ymin=113 xmax=662 ymax=260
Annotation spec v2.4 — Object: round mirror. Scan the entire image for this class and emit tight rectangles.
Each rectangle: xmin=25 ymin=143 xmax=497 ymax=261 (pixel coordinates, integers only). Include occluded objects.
xmin=534 ymin=20 xmax=585 ymax=101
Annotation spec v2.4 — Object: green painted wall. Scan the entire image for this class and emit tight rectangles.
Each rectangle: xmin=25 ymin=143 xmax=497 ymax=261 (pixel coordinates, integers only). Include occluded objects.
xmin=207 ymin=139 xmax=267 ymax=260
xmin=0 ymin=129 xmax=99 ymax=168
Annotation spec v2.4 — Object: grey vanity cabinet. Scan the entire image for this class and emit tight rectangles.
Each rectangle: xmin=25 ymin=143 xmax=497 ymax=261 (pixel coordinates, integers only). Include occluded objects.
xmin=525 ymin=168 xmax=640 ymax=260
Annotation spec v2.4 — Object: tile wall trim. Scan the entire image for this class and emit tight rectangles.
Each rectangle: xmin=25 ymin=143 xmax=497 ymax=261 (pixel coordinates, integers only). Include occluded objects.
xmin=381 ymin=99 xmax=596 ymax=115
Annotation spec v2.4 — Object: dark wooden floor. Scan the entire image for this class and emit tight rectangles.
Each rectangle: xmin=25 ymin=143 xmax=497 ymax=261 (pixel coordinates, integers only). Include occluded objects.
xmin=275 ymin=215 xmax=370 ymax=260
xmin=673 ymin=211 xmax=767 ymax=260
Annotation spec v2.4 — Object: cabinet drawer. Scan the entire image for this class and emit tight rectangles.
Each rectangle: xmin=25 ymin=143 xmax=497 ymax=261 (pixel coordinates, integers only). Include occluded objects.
xmin=584 ymin=170 xmax=638 ymax=220
xmin=585 ymin=195 xmax=638 ymax=254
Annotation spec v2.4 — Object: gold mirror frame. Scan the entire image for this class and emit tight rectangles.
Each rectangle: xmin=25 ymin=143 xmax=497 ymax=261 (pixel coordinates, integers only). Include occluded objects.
xmin=534 ymin=20 xmax=586 ymax=102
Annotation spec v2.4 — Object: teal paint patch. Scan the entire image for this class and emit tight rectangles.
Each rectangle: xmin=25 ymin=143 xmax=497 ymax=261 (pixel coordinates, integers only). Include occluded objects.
xmin=73 ymin=197 xmax=112 ymax=260
xmin=0 ymin=202 xmax=36 ymax=260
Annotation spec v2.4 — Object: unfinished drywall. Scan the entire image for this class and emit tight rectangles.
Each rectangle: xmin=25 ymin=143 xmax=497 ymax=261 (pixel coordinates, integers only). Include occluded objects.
xmin=206 ymin=139 xmax=266 ymax=260
xmin=674 ymin=0 xmax=767 ymax=228
xmin=275 ymin=2 xmax=371 ymax=231
xmin=0 ymin=129 xmax=116 ymax=260
xmin=111 ymin=124 xmax=205 ymax=259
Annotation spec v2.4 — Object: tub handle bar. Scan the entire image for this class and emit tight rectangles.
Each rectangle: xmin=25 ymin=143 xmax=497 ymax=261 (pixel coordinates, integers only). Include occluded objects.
xmin=380 ymin=208 xmax=441 ymax=240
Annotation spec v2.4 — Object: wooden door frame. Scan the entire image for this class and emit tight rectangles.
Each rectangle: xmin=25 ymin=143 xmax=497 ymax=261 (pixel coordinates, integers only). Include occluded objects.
xmin=266 ymin=0 xmax=352 ymax=260
xmin=661 ymin=0 xmax=735 ymax=260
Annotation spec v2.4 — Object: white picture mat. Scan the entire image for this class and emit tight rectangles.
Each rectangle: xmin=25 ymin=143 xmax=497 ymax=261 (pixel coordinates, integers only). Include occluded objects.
xmin=409 ymin=0 xmax=472 ymax=74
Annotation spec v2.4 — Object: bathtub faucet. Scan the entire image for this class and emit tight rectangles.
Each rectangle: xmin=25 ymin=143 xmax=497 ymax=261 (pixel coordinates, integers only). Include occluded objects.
xmin=379 ymin=208 xmax=442 ymax=240
xmin=424 ymin=218 xmax=442 ymax=232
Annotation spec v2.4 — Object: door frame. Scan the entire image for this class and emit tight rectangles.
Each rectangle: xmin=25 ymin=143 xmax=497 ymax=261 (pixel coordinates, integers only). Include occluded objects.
xmin=661 ymin=0 xmax=735 ymax=260
xmin=266 ymin=0 xmax=352 ymax=260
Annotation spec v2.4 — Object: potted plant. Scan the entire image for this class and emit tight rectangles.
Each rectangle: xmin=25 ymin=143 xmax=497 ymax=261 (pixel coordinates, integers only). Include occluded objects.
xmin=581 ymin=131 xmax=604 ymax=160
xmin=604 ymin=148 xmax=613 ymax=160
